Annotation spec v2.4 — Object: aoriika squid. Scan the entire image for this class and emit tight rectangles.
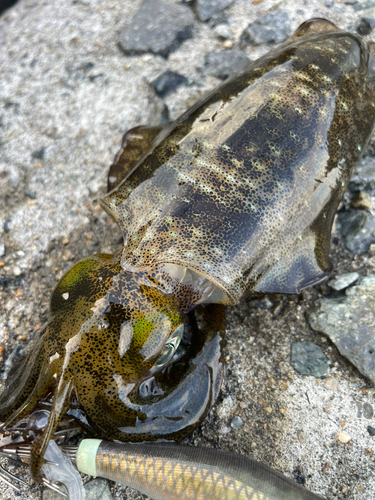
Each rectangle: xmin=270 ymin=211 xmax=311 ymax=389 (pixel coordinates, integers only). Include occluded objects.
xmin=1 ymin=17 xmax=375 ymax=499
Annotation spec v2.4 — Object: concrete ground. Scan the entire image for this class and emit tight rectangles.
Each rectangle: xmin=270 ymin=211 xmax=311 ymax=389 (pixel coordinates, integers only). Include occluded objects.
xmin=1 ymin=1 xmax=375 ymax=499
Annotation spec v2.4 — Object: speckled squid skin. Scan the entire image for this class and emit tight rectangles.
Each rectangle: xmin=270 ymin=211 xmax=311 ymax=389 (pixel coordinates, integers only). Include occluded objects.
xmin=1 ymin=19 xmax=375 ymax=482
xmin=102 ymin=19 xmax=375 ymax=302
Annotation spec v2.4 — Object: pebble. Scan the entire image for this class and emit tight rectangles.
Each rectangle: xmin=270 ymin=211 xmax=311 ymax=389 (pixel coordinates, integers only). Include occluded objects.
xmin=31 ymin=146 xmax=46 ymax=159
xmin=357 ymin=17 xmax=375 ymax=34
xmin=152 ymin=70 xmax=189 ymax=98
xmin=351 ymin=191 xmax=373 ymax=210
xmin=323 ymin=377 xmax=338 ymax=391
xmin=338 ymin=210 xmax=375 ymax=255
xmin=213 ymin=23 xmax=233 ymax=40
xmin=218 ymin=423 xmax=231 ymax=434
xmin=204 ymin=50 xmax=251 ymax=80
xmin=248 ymin=296 xmax=273 ymax=309
xmin=241 ymin=11 xmax=292 ymax=46
xmin=196 ymin=0 xmax=234 ymax=22
xmin=24 ymin=188 xmax=37 ymax=199
xmin=328 ymin=272 xmax=359 ymax=291
xmin=368 ymin=425 xmax=375 ymax=436
xmin=336 ymin=431 xmax=351 ymax=444
xmin=291 ymin=340 xmax=330 ymax=378
xmin=231 ymin=416 xmax=244 ymax=429
xmin=309 ymin=275 xmax=375 ymax=384
xmin=118 ymin=0 xmax=195 ymax=58
xmin=351 ymin=155 xmax=375 ymax=184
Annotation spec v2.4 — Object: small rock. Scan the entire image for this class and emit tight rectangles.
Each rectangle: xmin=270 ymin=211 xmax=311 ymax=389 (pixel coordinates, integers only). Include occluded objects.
xmin=293 ymin=469 xmax=306 ymax=485
xmin=31 ymin=146 xmax=46 ymax=159
xmin=3 ymin=218 xmax=12 ymax=233
xmin=0 ymin=240 xmax=4 ymax=257
xmin=214 ymin=23 xmax=233 ymax=40
xmin=0 ymin=275 xmax=24 ymax=289
xmin=218 ymin=423 xmax=231 ymax=434
xmin=196 ymin=0 xmax=234 ymax=22
xmin=24 ymin=188 xmax=37 ymax=199
xmin=351 ymin=191 xmax=373 ymax=210
xmin=204 ymin=50 xmax=251 ymax=80
xmin=352 ymin=155 xmax=375 ymax=184
xmin=85 ymin=478 xmax=114 ymax=500
xmin=248 ymin=296 xmax=273 ymax=309
xmin=231 ymin=416 xmax=244 ymax=429
xmin=357 ymin=17 xmax=375 ymax=35
xmin=118 ymin=0 xmax=195 ymax=58
xmin=338 ymin=210 xmax=375 ymax=254
xmin=308 ymin=275 xmax=375 ymax=384
xmin=207 ymin=10 xmax=228 ymax=27
xmin=362 ymin=402 xmax=374 ymax=419
xmin=241 ymin=11 xmax=292 ymax=46
xmin=353 ymin=0 xmax=375 ymax=11
xmin=323 ymin=377 xmax=338 ymax=391
xmin=152 ymin=70 xmax=189 ymax=98
xmin=336 ymin=431 xmax=351 ymax=444
xmin=367 ymin=425 xmax=375 ymax=436
xmin=297 ymin=430 xmax=306 ymax=443
xmin=291 ymin=340 xmax=330 ymax=378
xmin=328 ymin=272 xmax=359 ymax=291
xmin=222 ymin=40 xmax=233 ymax=49
xmin=12 ymin=265 xmax=21 ymax=276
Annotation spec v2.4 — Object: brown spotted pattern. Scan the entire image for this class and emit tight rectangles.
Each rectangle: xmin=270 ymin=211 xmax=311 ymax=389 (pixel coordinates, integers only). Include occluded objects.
xmin=0 ymin=253 xmax=224 ymax=477
xmin=102 ymin=19 xmax=375 ymax=302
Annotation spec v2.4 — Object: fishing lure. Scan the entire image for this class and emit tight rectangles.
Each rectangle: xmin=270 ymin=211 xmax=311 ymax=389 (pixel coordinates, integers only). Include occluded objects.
xmin=70 ymin=438 xmax=325 ymax=500
xmin=0 ymin=435 xmax=325 ymax=499
xmin=1 ymin=16 xmax=375 ymax=497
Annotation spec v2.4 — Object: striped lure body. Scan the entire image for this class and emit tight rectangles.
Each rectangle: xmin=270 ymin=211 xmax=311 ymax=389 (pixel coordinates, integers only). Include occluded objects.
xmin=76 ymin=439 xmax=323 ymax=500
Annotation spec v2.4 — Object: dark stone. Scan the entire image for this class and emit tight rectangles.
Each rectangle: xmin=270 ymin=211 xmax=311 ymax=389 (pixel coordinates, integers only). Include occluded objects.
xmin=196 ymin=0 xmax=234 ymax=22
xmin=3 ymin=219 xmax=12 ymax=233
xmin=291 ymin=341 xmax=330 ymax=378
xmin=0 ymin=275 xmax=24 ymax=289
xmin=351 ymin=155 xmax=375 ymax=185
xmin=308 ymin=276 xmax=375 ymax=385
xmin=368 ymin=425 xmax=375 ymax=436
xmin=118 ymin=0 xmax=195 ymax=58
xmin=357 ymin=17 xmax=375 ymax=35
xmin=207 ymin=11 xmax=228 ymax=27
xmin=204 ymin=50 xmax=251 ymax=80
xmin=338 ymin=210 xmax=375 ymax=255
xmin=353 ymin=0 xmax=375 ymax=12
xmin=31 ymin=147 xmax=46 ymax=160
xmin=241 ymin=11 xmax=292 ymax=46
xmin=152 ymin=70 xmax=189 ymax=98
xmin=24 ymin=188 xmax=37 ymax=199
xmin=293 ymin=469 xmax=306 ymax=485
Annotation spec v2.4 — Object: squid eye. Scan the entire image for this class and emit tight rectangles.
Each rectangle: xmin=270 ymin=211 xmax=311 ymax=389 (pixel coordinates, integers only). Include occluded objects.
xmin=154 ymin=324 xmax=184 ymax=369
